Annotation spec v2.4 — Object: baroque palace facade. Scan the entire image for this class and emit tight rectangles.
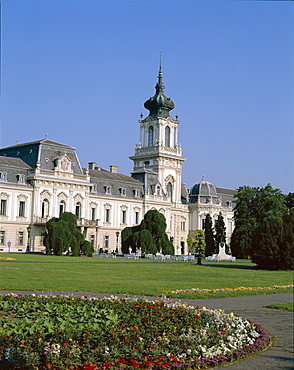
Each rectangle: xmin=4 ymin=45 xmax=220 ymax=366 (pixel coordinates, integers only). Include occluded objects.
xmin=0 ymin=67 xmax=236 ymax=254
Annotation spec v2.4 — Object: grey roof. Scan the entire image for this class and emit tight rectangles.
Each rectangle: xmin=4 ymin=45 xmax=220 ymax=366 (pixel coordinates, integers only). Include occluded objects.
xmin=87 ymin=168 xmax=142 ymax=184
xmin=216 ymin=187 xmax=237 ymax=196
xmin=0 ymin=139 xmax=83 ymax=175
xmin=0 ymin=139 xmax=75 ymax=150
xmin=0 ymin=156 xmax=31 ymax=169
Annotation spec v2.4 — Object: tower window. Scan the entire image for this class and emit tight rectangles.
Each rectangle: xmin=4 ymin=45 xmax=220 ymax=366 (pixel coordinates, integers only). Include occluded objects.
xmin=165 ymin=126 xmax=171 ymax=147
xmin=148 ymin=126 xmax=154 ymax=147
xmin=167 ymin=182 xmax=173 ymax=202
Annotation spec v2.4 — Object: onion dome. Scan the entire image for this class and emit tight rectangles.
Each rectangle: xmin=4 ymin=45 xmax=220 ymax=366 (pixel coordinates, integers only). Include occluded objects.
xmin=190 ymin=178 xmax=217 ymax=197
xmin=144 ymin=60 xmax=175 ymax=118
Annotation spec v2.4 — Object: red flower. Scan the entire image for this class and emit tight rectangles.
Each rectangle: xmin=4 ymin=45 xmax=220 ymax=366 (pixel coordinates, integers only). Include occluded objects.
xmin=130 ymin=358 xmax=139 ymax=367
xmin=83 ymin=362 xmax=96 ymax=370
xmin=3 ymin=336 xmax=8 ymax=340
xmin=118 ymin=359 xmax=127 ymax=363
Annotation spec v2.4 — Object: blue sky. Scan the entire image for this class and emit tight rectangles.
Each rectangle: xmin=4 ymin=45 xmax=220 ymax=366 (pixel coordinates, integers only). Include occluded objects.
xmin=1 ymin=0 xmax=293 ymax=194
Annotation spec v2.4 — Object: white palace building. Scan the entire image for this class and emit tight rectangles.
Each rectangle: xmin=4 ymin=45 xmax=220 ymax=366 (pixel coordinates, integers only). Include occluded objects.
xmin=0 ymin=67 xmax=236 ymax=254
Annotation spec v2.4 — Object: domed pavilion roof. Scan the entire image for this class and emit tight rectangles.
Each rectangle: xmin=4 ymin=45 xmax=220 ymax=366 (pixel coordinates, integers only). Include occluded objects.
xmin=190 ymin=178 xmax=217 ymax=197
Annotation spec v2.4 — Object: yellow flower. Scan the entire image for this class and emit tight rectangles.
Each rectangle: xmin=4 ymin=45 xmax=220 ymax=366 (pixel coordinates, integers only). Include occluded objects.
xmin=38 ymin=338 xmax=42 ymax=342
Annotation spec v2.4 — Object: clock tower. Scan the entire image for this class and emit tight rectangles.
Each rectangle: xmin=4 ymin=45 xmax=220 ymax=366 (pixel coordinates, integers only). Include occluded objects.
xmin=130 ymin=62 xmax=186 ymax=207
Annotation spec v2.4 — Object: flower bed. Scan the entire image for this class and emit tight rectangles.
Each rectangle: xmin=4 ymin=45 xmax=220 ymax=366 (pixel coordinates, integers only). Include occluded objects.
xmin=0 ymin=294 xmax=270 ymax=369
xmin=165 ymin=284 xmax=294 ymax=295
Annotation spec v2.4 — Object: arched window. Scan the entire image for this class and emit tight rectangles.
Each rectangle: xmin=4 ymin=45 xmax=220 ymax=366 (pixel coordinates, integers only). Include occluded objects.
xmin=167 ymin=182 xmax=173 ymax=202
xmin=165 ymin=126 xmax=170 ymax=147
xmin=41 ymin=199 xmax=49 ymax=218
xmin=59 ymin=200 xmax=66 ymax=216
xmin=75 ymin=202 xmax=81 ymax=219
xmin=148 ymin=126 xmax=154 ymax=147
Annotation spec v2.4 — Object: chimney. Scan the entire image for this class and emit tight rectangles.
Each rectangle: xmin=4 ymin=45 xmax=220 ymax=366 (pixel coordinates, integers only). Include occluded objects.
xmin=88 ymin=162 xmax=97 ymax=170
xmin=109 ymin=165 xmax=118 ymax=173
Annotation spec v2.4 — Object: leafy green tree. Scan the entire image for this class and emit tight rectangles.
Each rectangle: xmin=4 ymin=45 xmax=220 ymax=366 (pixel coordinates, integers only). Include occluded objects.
xmin=44 ymin=212 xmax=94 ymax=257
xmin=204 ymin=214 xmax=215 ymax=257
xmin=187 ymin=230 xmax=206 ymax=257
xmin=231 ymin=186 xmax=259 ymax=259
xmin=285 ymin=192 xmax=294 ymax=209
xmin=231 ymin=184 xmax=291 ymax=269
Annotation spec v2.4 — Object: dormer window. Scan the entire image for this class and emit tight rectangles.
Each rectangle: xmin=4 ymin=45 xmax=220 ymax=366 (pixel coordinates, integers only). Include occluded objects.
xmin=133 ymin=189 xmax=140 ymax=198
xmin=119 ymin=187 xmax=126 ymax=196
xmin=104 ymin=185 xmax=111 ymax=195
xmin=90 ymin=184 xmax=97 ymax=193
xmin=17 ymin=174 xmax=25 ymax=184
xmin=0 ymin=172 xmax=7 ymax=182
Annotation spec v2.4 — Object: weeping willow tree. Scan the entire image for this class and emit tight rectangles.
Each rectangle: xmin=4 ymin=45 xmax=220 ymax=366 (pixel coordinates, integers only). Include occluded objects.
xmin=121 ymin=210 xmax=174 ymax=256
xmin=44 ymin=212 xmax=94 ymax=257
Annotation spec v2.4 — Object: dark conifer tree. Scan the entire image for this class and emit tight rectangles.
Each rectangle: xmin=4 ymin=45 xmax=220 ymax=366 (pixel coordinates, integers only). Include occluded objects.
xmin=204 ymin=214 xmax=215 ymax=256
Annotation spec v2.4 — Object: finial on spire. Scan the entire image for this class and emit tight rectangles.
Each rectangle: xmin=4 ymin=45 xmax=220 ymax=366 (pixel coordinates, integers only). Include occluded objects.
xmin=202 ymin=175 xmax=205 ymax=181
xmin=159 ymin=51 xmax=162 ymax=74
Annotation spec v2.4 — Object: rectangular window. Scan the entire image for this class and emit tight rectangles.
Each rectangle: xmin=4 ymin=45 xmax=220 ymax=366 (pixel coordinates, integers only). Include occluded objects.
xmin=91 ymin=207 xmax=96 ymax=221
xmin=122 ymin=210 xmax=126 ymax=224
xmin=202 ymin=219 xmax=205 ymax=230
xmin=19 ymin=201 xmax=25 ymax=217
xmin=90 ymin=235 xmax=95 ymax=246
xmin=0 ymin=200 xmax=7 ymax=216
xmin=135 ymin=211 xmax=139 ymax=225
xmin=0 ymin=231 xmax=5 ymax=245
xmin=105 ymin=209 xmax=110 ymax=223
xmin=18 ymin=231 xmax=24 ymax=245
xmin=104 ymin=236 xmax=109 ymax=249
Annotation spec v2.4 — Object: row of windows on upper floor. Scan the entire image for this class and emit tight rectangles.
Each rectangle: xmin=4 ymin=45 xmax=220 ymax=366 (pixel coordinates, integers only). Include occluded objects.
xmin=90 ymin=184 xmax=141 ymax=198
xmin=41 ymin=199 xmax=141 ymax=225
xmin=0 ymin=172 xmax=26 ymax=184
xmin=0 ymin=197 xmax=141 ymax=227
xmin=0 ymin=199 xmax=26 ymax=217
xmin=148 ymin=126 xmax=175 ymax=148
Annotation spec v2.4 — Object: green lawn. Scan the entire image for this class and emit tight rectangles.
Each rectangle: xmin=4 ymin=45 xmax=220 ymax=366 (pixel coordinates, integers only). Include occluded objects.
xmin=0 ymin=253 xmax=293 ymax=298
xmin=265 ymin=302 xmax=294 ymax=311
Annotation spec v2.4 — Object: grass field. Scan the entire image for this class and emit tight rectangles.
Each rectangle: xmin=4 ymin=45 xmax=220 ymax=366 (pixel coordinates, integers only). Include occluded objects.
xmin=0 ymin=253 xmax=293 ymax=298
xmin=265 ymin=302 xmax=294 ymax=311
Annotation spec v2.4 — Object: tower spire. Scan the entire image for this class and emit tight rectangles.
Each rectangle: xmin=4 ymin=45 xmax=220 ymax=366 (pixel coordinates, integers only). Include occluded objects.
xmin=144 ymin=54 xmax=175 ymax=118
